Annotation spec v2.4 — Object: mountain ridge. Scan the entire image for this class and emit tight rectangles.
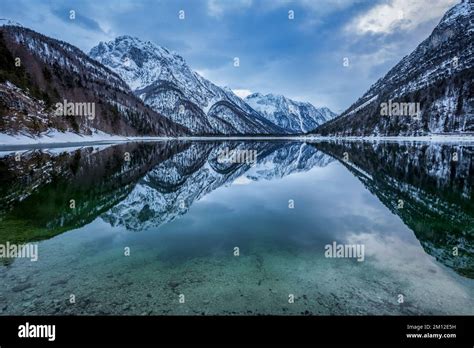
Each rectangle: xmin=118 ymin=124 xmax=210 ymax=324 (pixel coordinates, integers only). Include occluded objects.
xmin=0 ymin=25 xmax=188 ymax=138
xmin=90 ymin=36 xmax=287 ymax=135
xmin=245 ymin=92 xmax=336 ymax=134
xmin=313 ymin=0 xmax=473 ymax=136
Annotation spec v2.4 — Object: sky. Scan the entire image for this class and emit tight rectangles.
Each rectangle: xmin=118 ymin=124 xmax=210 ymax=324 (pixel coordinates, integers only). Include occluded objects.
xmin=0 ymin=0 xmax=459 ymax=113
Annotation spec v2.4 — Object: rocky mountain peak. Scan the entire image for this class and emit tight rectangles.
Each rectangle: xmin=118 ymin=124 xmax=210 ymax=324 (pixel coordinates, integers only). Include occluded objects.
xmin=245 ymin=92 xmax=336 ymax=133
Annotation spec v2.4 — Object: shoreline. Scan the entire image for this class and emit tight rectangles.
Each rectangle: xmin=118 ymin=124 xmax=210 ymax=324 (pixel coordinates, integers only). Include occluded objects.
xmin=1 ymin=131 xmax=474 ymax=149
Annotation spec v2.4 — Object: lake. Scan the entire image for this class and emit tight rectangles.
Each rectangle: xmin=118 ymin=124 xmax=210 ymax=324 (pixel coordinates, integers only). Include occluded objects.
xmin=0 ymin=139 xmax=472 ymax=315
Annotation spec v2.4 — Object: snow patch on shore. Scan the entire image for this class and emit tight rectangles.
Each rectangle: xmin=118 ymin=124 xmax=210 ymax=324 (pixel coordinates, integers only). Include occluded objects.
xmin=0 ymin=130 xmax=130 ymax=145
xmin=2 ymin=130 xmax=474 ymax=146
xmin=0 ymin=130 xmax=179 ymax=146
xmin=304 ymin=134 xmax=474 ymax=143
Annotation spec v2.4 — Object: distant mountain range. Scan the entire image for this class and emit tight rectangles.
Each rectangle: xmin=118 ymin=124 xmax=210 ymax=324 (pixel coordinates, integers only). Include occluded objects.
xmin=314 ymin=0 xmax=473 ymax=136
xmin=245 ymin=92 xmax=336 ymax=133
xmin=89 ymin=36 xmax=335 ymax=135
xmin=89 ymin=36 xmax=282 ymax=135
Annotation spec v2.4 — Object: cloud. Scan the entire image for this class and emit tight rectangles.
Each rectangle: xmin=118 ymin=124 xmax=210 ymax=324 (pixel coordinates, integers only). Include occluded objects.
xmin=207 ymin=0 xmax=253 ymax=18
xmin=52 ymin=7 xmax=105 ymax=33
xmin=347 ymin=0 xmax=458 ymax=35
xmin=267 ymin=0 xmax=361 ymax=13
xmin=232 ymin=89 xmax=252 ymax=99
xmin=352 ymin=42 xmax=401 ymax=71
xmin=233 ymin=176 xmax=253 ymax=185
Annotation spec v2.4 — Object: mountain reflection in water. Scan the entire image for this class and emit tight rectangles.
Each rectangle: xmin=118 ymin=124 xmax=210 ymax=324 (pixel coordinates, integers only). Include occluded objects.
xmin=0 ymin=140 xmax=472 ymax=315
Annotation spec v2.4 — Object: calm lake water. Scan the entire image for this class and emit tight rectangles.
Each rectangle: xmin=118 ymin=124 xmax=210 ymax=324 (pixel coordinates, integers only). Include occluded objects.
xmin=0 ymin=139 xmax=473 ymax=315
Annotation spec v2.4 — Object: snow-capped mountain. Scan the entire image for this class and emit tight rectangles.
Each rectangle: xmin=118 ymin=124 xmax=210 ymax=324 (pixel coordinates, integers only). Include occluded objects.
xmin=245 ymin=92 xmax=336 ymax=133
xmin=315 ymin=0 xmax=473 ymax=136
xmin=0 ymin=18 xmax=23 ymax=27
xmin=89 ymin=36 xmax=285 ymax=135
xmin=0 ymin=25 xmax=187 ymax=138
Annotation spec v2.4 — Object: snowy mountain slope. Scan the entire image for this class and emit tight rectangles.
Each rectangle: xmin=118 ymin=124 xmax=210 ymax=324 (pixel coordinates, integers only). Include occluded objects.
xmin=0 ymin=19 xmax=23 ymax=27
xmin=89 ymin=36 xmax=285 ymax=135
xmin=314 ymin=0 xmax=474 ymax=136
xmin=0 ymin=25 xmax=188 ymax=138
xmin=245 ymin=92 xmax=336 ymax=133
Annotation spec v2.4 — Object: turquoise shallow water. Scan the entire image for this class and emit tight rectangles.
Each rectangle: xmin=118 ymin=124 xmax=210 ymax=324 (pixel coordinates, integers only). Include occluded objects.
xmin=0 ymin=140 xmax=473 ymax=315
